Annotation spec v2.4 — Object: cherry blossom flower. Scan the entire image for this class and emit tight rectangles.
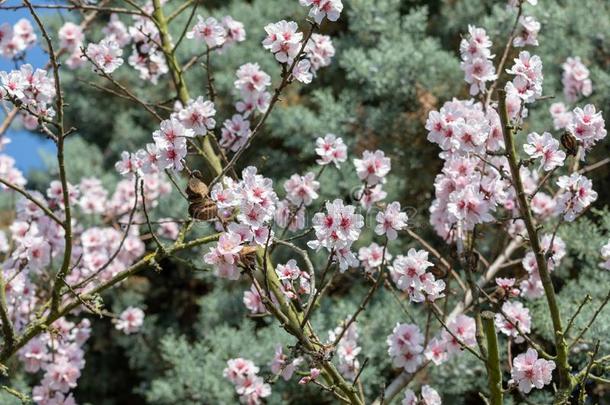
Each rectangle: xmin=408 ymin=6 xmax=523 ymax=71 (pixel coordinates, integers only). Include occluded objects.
xmin=567 ymin=104 xmax=607 ymax=154
xmin=424 ymin=338 xmax=448 ymax=365
xmin=308 ymin=199 xmax=364 ymax=271
xmin=356 ymin=183 xmax=387 ymax=211
xmin=459 ymin=25 xmax=496 ymax=95
xmin=298 ymin=368 xmax=320 ymax=384
xmin=186 ymin=16 xmax=226 ymax=48
xmin=284 ymin=172 xmax=320 ymax=206
xmin=494 ymin=301 xmax=531 ymax=342
xmin=224 ymin=358 xmax=271 ymax=404
xmin=513 ymin=15 xmax=540 ymax=47
xmin=243 ymin=284 xmax=266 ymax=314
xmin=421 ymin=385 xmax=442 ymax=405
xmin=496 ymin=277 xmax=520 ymax=298
xmin=511 ymin=348 xmax=555 ymax=393
xmin=523 ymin=132 xmax=566 ymax=171
xmin=441 ymin=314 xmax=476 ymax=355
xmin=505 ymin=51 xmax=543 ymax=103
xmin=549 ymin=102 xmax=573 ymax=130
xmin=269 ymin=346 xmax=303 ymax=381
xmin=562 ymin=57 xmax=592 ymax=102
xmin=292 ymin=59 xmax=313 ymax=83
xmin=305 ymin=34 xmax=335 ymax=71
xmin=375 ymin=201 xmax=408 ymax=240
xmin=262 ymin=20 xmax=303 ymax=63
xmin=300 ymin=0 xmax=343 ymax=24
xmin=387 ymin=323 xmax=424 ymax=372
xmin=555 ymin=173 xmax=597 ymax=221
xmin=220 ymin=114 xmax=251 ymax=152
xmin=85 ymin=38 xmax=124 ymax=74
xmin=58 ymin=22 xmax=84 ymax=52
xmin=358 ymin=242 xmax=391 ymax=273
xmin=102 ymin=14 xmax=130 ymax=47
xmin=177 ymin=96 xmax=216 ymax=134
xmin=115 ymin=307 xmax=145 ymax=334
xmin=328 ymin=321 xmax=361 ymax=380
xmin=354 ymin=150 xmax=391 ymax=185
xmin=222 ymin=16 xmax=246 ymax=46
xmin=315 ymin=133 xmax=347 ymax=167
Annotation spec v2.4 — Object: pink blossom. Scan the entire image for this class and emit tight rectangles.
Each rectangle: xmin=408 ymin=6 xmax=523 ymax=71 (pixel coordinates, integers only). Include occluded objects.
xmin=513 ymin=16 xmax=540 ymax=47
xmin=284 ymin=172 xmax=320 ymax=206
xmin=511 ymin=348 xmax=555 ymax=393
xmin=555 ymin=173 xmax=597 ymax=221
xmin=115 ymin=307 xmax=145 ymax=334
xmin=85 ymin=38 xmax=124 ymax=74
xmin=315 ymin=133 xmax=347 ymax=167
xmin=354 ymin=150 xmax=391 ymax=185
xmin=262 ymin=20 xmax=303 ymax=64
xmin=523 ymin=132 xmax=566 ymax=171
xmin=562 ymin=57 xmax=592 ymax=102
xmin=186 ymin=16 xmax=225 ymax=48
xmin=375 ymin=201 xmax=408 ymax=240
xmin=495 ymin=301 xmax=531 ymax=342
xmin=58 ymin=22 xmax=83 ymax=52
xmin=300 ymin=0 xmax=343 ymax=24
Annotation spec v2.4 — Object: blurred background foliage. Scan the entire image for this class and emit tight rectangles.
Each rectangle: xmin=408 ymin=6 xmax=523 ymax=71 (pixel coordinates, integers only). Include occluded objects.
xmin=1 ymin=0 xmax=609 ymax=403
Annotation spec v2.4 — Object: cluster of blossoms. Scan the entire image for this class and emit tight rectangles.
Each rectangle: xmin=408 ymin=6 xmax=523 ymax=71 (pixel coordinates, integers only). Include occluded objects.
xmin=55 ymin=11 xmax=168 ymax=83
xmin=269 ymin=345 xmax=303 ymax=381
xmin=389 ymin=249 xmax=445 ymax=303
xmin=186 ymin=15 xmax=246 ymax=50
xmin=308 ymin=199 xmax=364 ymax=271
xmin=275 ymin=259 xmax=311 ymax=300
xmin=275 ymin=171 xmax=320 ymax=232
xmin=328 ymin=322 xmax=361 ymax=380
xmin=459 ymin=25 xmax=497 ymax=96
xmin=494 ymin=300 xmax=532 ymax=342
xmin=510 ymin=349 xmax=556 ymax=393
xmin=233 ymin=62 xmax=271 ymax=120
xmin=505 ymin=51 xmax=544 ymax=119
xmin=223 ymin=358 xmax=271 ymax=404
xmin=0 ymin=64 xmax=56 ymax=131
xmin=114 ymin=307 xmax=145 ymax=335
xmin=315 ymin=133 xmax=347 ymax=167
xmin=19 ymin=318 xmax=91 ymax=405
xmin=0 ymin=19 xmax=37 ymax=58
xmin=520 ymin=234 xmax=566 ymax=298
xmin=358 ymin=243 xmax=391 ymax=274
xmin=554 ymin=173 xmax=598 ymax=222
xmin=0 ymin=155 xmax=168 ymax=405
xmin=204 ymin=167 xmax=279 ymax=279
xmin=523 ymin=131 xmax=566 ymax=172
xmin=426 ymin=99 xmax=507 ymax=239
xmin=513 ymin=15 xmax=540 ymax=48
xmin=262 ymin=21 xmax=335 ymax=84
xmin=299 ymin=0 xmax=343 ymax=24
xmin=57 ymin=22 xmax=85 ymax=68
xmin=567 ymin=104 xmax=607 ymax=157
xmin=353 ymin=150 xmax=391 ymax=210
xmin=84 ymin=38 xmax=124 ymax=74
xmin=387 ymin=323 xmax=424 ymax=372
xmin=424 ymin=315 xmax=477 ymax=366
xmin=116 ymin=95 xmax=217 ymax=175
xmin=562 ymin=57 xmax=592 ymax=102
xmin=402 ymin=385 xmax=442 ymax=405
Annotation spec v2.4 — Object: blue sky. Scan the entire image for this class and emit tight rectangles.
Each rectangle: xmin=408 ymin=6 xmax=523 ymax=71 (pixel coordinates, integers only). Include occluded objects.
xmin=1 ymin=0 xmax=56 ymax=173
